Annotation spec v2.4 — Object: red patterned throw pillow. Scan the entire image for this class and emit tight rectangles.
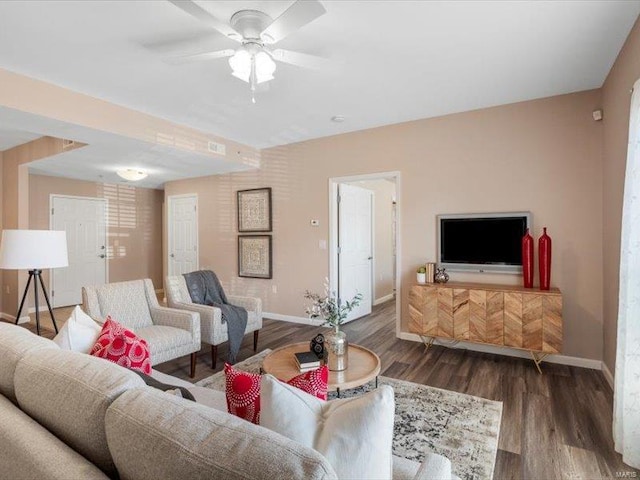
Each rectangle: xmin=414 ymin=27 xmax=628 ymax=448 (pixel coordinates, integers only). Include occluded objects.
xmin=287 ymin=365 xmax=329 ymax=401
xmin=224 ymin=363 xmax=329 ymax=424
xmin=90 ymin=316 xmax=152 ymax=375
xmin=224 ymin=363 xmax=262 ymax=424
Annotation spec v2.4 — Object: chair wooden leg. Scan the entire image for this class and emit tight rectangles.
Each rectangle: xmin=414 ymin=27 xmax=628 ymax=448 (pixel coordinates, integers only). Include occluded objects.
xmin=211 ymin=345 xmax=218 ymax=369
xmin=253 ymin=330 xmax=259 ymax=352
xmin=190 ymin=352 xmax=196 ymax=379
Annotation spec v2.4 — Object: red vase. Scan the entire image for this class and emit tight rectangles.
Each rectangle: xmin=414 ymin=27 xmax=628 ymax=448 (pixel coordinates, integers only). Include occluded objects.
xmin=521 ymin=228 xmax=534 ymax=288
xmin=539 ymin=227 xmax=552 ymax=290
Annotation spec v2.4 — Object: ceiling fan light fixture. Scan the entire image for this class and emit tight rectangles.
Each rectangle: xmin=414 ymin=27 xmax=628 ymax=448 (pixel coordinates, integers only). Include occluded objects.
xmin=255 ymin=51 xmax=276 ymax=84
xmin=229 ymin=48 xmax=276 ymax=84
xmin=116 ymin=169 xmax=148 ymax=182
xmin=229 ymin=49 xmax=252 ymax=81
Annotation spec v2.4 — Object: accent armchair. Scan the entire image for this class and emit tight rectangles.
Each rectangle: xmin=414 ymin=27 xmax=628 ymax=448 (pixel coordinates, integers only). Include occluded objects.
xmin=82 ymin=279 xmax=201 ymax=377
xmin=165 ymin=275 xmax=263 ymax=368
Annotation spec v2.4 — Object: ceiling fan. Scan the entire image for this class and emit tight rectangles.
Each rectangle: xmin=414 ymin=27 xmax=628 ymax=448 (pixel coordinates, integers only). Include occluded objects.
xmin=168 ymin=0 xmax=327 ymax=103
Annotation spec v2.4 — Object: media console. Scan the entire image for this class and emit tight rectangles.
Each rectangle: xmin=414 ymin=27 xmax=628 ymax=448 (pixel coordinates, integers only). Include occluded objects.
xmin=408 ymin=281 xmax=562 ymax=373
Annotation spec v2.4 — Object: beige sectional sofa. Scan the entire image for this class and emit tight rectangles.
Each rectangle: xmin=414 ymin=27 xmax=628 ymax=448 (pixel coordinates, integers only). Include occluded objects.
xmin=0 ymin=322 xmax=454 ymax=480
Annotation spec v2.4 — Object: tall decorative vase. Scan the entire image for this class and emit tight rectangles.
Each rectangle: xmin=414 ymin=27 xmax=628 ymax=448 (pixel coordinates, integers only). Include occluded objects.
xmin=539 ymin=227 xmax=552 ymax=290
xmin=522 ymin=228 xmax=534 ymax=288
xmin=325 ymin=326 xmax=348 ymax=371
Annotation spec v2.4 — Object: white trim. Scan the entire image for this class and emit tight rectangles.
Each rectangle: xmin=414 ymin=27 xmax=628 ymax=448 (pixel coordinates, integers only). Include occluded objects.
xmin=398 ymin=331 xmax=604 ymax=370
xmin=602 ymin=361 xmax=614 ymax=390
xmin=329 ymin=171 xmax=402 ymax=337
xmin=167 ymin=193 xmax=199 ymax=276
xmin=373 ymin=293 xmax=395 ymax=306
xmin=264 ymin=311 xmax=323 ymax=326
xmin=1 ymin=312 xmax=30 ymax=324
xmin=50 ymin=194 xmax=109 ymax=306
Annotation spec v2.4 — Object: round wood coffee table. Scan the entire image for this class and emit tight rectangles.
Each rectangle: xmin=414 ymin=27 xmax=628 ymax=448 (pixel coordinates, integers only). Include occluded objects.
xmin=262 ymin=342 xmax=381 ymax=396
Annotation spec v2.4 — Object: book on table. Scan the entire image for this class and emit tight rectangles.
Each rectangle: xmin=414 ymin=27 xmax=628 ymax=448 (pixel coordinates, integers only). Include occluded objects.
xmin=294 ymin=351 xmax=321 ymax=371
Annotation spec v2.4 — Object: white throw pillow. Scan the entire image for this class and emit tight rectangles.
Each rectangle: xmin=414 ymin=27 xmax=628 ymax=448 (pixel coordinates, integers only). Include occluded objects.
xmin=260 ymin=374 xmax=395 ymax=480
xmin=53 ymin=305 xmax=102 ymax=353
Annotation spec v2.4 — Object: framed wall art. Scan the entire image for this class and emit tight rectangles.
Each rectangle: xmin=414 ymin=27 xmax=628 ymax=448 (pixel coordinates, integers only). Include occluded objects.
xmin=237 ymin=187 xmax=272 ymax=232
xmin=238 ymin=235 xmax=272 ymax=279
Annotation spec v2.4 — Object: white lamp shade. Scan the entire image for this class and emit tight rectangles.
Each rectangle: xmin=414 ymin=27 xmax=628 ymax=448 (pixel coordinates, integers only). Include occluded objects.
xmin=0 ymin=230 xmax=69 ymax=270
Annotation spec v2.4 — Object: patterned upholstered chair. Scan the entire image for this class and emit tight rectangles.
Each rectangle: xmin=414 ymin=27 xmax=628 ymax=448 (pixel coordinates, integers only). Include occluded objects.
xmin=82 ymin=279 xmax=201 ymax=377
xmin=165 ymin=275 xmax=262 ymax=368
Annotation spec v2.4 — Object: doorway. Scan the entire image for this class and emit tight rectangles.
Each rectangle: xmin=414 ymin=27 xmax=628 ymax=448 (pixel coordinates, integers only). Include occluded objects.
xmin=167 ymin=194 xmax=199 ymax=276
xmin=329 ymin=172 xmax=400 ymax=330
xmin=50 ymin=195 xmax=108 ymax=307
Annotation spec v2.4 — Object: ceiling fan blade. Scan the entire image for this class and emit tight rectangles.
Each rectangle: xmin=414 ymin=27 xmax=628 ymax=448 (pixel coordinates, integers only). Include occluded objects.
xmin=168 ymin=0 xmax=242 ymax=42
xmin=165 ymin=49 xmax=235 ymax=65
xmin=261 ymin=0 xmax=326 ymax=44
xmin=271 ymin=48 xmax=328 ymax=70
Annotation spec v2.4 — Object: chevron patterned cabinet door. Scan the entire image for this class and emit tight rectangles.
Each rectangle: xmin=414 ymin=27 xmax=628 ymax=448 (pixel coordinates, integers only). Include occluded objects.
xmin=542 ymin=295 xmax=563 ymax=353
xmin=469 ymin=289 xmax=487 ymax=343
xmin=437 ymin=287 xmax=454 ymax=338
xmin=453 ymin=288 xmax=470 ymax=340
xmin=522 ymin=294 xmax=543 ymax=351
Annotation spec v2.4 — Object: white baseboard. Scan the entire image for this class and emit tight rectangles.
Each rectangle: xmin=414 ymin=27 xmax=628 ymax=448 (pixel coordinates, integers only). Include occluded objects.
xmin=1 ymin=312 xmax=30 ymax=324
xmin=398 ymin=331 xmax=603 ymax=370
xmin=264 ymin=312 xmax=323 ymax=326
xmin=373 ymin=294 xmax=395 ymax=306
xmin=602 ymin=361 xmax=614 ymax=389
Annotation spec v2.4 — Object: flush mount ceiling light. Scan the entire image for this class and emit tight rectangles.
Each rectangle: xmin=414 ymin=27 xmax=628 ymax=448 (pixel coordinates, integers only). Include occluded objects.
xmin=167 ymin=1 xmax=327 ymax=104
xmin=116 ymin=169 xmax=148 ymax=182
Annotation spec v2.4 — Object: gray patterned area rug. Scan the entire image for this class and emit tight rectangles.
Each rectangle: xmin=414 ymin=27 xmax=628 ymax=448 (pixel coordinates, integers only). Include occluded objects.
xmin=197 ymin=350 xmax=502 ymax=480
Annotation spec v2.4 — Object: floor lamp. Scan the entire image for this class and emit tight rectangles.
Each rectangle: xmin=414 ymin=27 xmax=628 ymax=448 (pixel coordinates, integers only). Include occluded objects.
xmin=0 ymin=230 xmax=69 ymax=336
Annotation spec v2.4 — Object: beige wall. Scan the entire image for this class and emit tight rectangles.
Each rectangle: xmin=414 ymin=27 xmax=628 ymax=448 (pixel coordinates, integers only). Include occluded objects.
xmin=166 ymin=89 xmax=604 ymax=360
xmin=602 ymin=17 xmax=640 ymax=372
xmin=28 ymin=174 xmax=164 ymax=308
xmin=355 ymin=179 xmax=396 ymax=302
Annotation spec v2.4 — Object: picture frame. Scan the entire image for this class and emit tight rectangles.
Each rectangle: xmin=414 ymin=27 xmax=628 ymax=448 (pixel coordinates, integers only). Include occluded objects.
xmin=238 ymin=235 xmax=272 ymax=279
xmin=237 ymin=187 xmax=272 ymax=232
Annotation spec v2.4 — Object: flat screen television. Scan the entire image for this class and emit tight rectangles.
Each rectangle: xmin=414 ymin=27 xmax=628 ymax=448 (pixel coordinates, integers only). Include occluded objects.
xmin=436 ymin=212 xmax=531 ymax=273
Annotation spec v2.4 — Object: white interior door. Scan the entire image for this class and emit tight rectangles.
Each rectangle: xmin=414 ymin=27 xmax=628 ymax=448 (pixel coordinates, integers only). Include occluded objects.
xmin=338 ymin=184 xmax=373 ymax=322
xmin=51 ymin=196 xmax=107 ymax=307
xmin=168 ymin=194 xmax=198 ymax=276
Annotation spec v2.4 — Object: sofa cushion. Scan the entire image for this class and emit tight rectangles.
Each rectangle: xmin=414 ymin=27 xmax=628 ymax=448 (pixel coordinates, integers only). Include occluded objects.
xmin=0 ymin=323 xmax=58 ymax=403
xmin=105 ymin=387 xmax=338 ymax=480
xmin=0 ymin=394 xmax=110 ymax=480
xmin=260 ymin=374 xmax=395 ymax=480
xmin=96 ymin=280 xmax=153 ymax=329
xmin=14 ymin=348 xmax=145 ymax=476
xmin=91 ymin=317 xmax=152 ymax=374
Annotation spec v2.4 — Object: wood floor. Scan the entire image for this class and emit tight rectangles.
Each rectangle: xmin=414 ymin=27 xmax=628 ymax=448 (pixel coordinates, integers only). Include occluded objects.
xmin=8 ymin=301 xmax=637 ymax=480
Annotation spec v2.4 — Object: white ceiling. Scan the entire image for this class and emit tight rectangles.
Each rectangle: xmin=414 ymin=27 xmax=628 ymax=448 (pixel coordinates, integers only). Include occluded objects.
xmin=0 ymin=128 xmax=42 ymax=151
xmin=0 ymin=0 xmax=637 ymax=156
xmin=0 ymin=106 xmax=253 ymax=189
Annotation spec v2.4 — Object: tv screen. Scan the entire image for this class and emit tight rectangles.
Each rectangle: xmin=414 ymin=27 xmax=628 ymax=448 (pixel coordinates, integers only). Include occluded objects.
xmin=437 ymin=213 xmax=530 ymax=273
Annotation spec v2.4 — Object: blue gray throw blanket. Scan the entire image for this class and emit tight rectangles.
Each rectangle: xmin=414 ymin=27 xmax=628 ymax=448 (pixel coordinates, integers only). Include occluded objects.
xmin=183 ymin=270 xmax=247 ymax=364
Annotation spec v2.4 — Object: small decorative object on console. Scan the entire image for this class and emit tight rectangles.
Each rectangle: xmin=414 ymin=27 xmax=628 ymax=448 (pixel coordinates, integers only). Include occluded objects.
xmin=425 ymin=262 xmax=436 ymax=283
xmin=434 ymin=268 xmax=450 ymax=284
xmin=522 ymin=228 xmax=534 ymax=288
xmin=539 ymin=227 xmax=552 ymax=290
xmin=309 ymin=333 xmax=325 ymax=359
xmin=416 ymin=266 xmax=426 ymax=284
xmin=304 ymin=280 xmax=362 ymax=372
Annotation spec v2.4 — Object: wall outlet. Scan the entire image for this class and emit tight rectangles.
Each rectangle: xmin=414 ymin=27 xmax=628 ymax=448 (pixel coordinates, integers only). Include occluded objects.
xmin=319 ymin=240 xmax=327 ymax=250
xmin=272 ymin=285 xmax=277 ymax=294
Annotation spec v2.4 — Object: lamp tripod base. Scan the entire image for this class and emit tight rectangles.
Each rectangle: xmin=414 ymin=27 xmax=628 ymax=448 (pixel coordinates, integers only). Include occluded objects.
xmin=14 ymin=269 xmax=58 ymax=336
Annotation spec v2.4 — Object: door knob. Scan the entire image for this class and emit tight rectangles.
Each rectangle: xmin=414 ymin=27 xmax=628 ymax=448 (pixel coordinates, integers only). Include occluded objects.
xmin=367 ymin=256 xmax=373 ymax=260
xmin=99 ymin=254 xmax=105 ymax=259
xmin=170 ymin=254 xmax=175 ymax=258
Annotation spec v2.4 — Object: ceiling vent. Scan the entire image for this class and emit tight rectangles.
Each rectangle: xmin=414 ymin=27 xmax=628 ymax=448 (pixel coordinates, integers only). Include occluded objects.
xmin=208 ymin=141 xmax=226 ymax=156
